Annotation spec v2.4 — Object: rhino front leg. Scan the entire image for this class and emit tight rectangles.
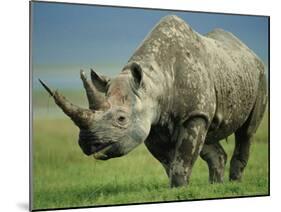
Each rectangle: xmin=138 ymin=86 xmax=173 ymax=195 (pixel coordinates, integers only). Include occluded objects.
xmin=200 ymin=142 xmax=227 ymax=183
xmin=170 ymin=118 xmax=207 ymax=187
xmin=144 ymin=131 xmax=175 ymax=177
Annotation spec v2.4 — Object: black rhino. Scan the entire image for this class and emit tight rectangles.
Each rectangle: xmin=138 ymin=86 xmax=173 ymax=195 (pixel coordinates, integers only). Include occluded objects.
xmin=40 ymin=15 xmax=267 ymax=187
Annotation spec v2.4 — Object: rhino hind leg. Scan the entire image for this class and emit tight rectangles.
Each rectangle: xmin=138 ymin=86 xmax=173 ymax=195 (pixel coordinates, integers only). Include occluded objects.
xmin=229 ymin=127 xmax=252 ymax=181
xmin=229 ymin=74 xmax=267 ymax=181
xmin=230 ymin=110 xmax=262 ymax=181
xmin=229 ymin=109 xmax=258 ymax=181
xmin=200 ymin=142 xmax=227 ymax=183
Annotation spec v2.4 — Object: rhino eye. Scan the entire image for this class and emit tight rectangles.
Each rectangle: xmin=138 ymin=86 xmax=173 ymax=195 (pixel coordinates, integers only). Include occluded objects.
xmin=113 ymin=111 xmax=129 ymax=128
xmin=117 ymin=115 xmax=127 ymax=124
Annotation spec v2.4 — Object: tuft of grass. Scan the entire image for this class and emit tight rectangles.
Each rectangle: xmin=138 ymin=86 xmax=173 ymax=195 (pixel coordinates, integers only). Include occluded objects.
xmin=32 ymin=112 xmax=268 ymax=210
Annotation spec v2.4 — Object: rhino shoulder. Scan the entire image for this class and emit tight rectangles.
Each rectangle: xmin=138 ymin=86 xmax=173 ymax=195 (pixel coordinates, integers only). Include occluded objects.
xmin=159 ymin=15 xmax=186 ymax=24
xmin=156 ymin=15 xmax=193 ymax=33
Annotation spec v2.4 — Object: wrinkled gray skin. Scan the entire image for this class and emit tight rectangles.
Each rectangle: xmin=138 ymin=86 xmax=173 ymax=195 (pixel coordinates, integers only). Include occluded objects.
xmin=40 ymin=15 xmax=267 ymax=188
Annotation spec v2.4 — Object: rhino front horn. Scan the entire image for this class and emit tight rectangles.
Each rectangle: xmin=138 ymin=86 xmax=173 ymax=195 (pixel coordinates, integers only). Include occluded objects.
xmin=38 ymin=79 xmax=95 ymax=129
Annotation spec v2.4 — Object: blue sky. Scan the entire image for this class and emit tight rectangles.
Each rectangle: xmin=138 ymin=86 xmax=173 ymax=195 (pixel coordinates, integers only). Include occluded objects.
xmin=31 ymin=2 xmax=269 ymax=88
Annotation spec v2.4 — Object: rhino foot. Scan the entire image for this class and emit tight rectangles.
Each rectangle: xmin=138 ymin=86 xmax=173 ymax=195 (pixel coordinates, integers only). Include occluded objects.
xmin=229 ymin=158 xmax=245 ymax=181
xmin=200 ymin=142 xmax=227 ymax=184
xmin=170 ymin=174 xmax=189 ymax=188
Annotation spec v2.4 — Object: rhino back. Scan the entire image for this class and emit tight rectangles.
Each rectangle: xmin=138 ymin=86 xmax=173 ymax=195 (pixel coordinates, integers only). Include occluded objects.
xmin=203 ymin=29 xmax=265 ymax=141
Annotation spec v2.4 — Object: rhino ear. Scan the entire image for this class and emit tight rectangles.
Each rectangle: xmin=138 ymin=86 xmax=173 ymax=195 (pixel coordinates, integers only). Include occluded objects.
xmin=130 ymin=62 xmax=143 ymax=89
xmin=90 ymin=69 xmax=110 ymax=93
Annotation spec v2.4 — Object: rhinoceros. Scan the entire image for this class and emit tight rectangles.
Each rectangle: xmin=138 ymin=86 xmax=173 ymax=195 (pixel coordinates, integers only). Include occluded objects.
xmin=39 ymin=15 xmax=267 ymax=187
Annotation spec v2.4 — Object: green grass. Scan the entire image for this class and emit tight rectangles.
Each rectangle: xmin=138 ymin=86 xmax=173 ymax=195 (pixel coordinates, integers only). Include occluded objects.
xmin=33 ymin=89 xmax=88 ymax=109
xmin=32 ymin=112 xmax=269 ymax=210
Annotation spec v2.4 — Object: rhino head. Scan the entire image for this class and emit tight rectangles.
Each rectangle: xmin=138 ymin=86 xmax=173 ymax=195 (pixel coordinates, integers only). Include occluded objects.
xmin=39 ymin=62 xmax=155 ymax=160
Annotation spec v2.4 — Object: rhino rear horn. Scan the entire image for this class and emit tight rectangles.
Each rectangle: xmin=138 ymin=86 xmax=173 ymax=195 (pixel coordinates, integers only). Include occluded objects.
xmin=90 ymin=69 xmax=110 ymax=93
xmin=38 ymin=79 xmax=95 ymax=129
xmin=80 ymin=70 xmax=110 ymax=111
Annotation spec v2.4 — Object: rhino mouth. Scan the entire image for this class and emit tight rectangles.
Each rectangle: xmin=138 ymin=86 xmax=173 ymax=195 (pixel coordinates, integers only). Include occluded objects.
xmin=92 ymin=143 xmax=112 ymax=160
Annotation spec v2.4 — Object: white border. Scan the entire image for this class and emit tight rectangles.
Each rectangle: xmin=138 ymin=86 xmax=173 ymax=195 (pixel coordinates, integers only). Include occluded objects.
xmin=1 ymin=0 xmax=279 ymax=212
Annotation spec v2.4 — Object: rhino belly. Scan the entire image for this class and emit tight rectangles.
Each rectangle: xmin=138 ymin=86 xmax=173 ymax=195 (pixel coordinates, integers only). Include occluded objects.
xmin=205 ymin=74 xmax=260 ymax=143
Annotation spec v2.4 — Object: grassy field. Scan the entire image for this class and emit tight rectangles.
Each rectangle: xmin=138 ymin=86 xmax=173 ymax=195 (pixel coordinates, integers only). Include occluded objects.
xmin=32 ymin=111 xmax=268 ymax=210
